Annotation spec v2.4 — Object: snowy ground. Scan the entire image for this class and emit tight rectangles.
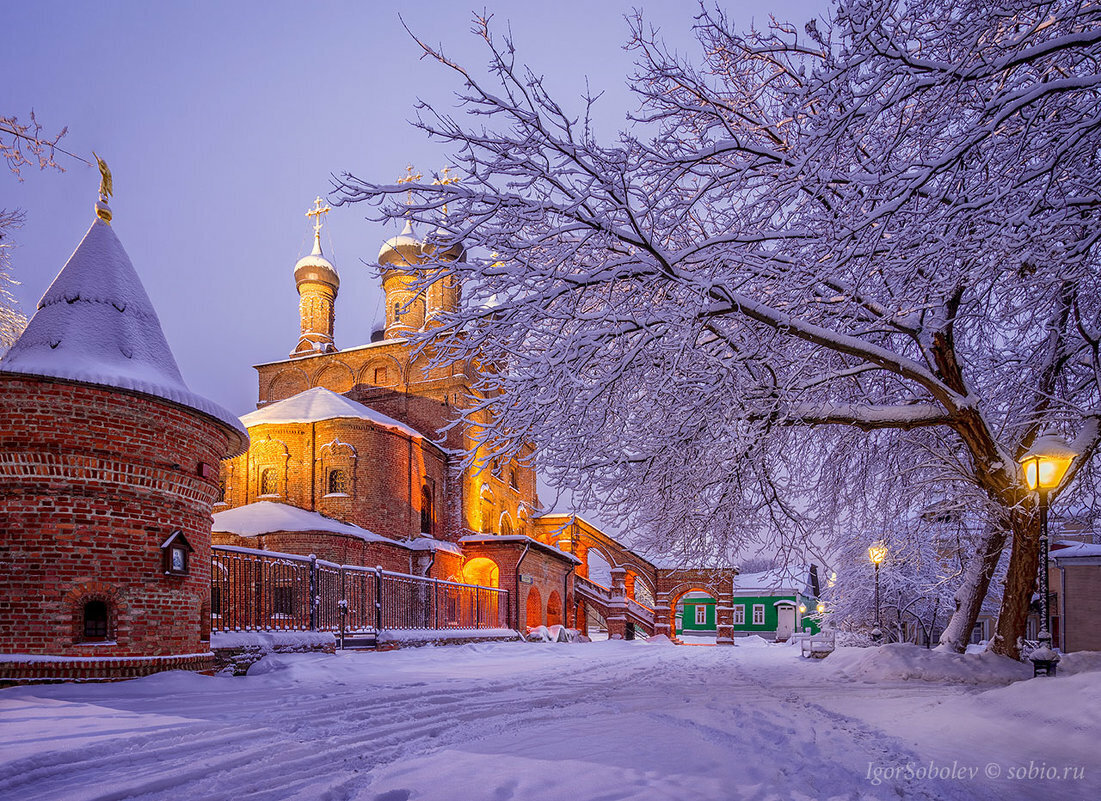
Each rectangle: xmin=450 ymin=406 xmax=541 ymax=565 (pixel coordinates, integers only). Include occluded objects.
xmin=1 ymin=639 xmax=1098 ymax=801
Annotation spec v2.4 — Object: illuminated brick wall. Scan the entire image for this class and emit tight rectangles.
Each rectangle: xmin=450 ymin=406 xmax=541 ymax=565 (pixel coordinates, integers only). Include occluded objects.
xmin=0 ymin=375 xmax=236 ymax=678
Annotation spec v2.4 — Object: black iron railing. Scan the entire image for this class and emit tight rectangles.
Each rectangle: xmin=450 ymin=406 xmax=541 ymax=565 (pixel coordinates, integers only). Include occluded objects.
xmin=211 ymin=545 xmax=509 ymax=635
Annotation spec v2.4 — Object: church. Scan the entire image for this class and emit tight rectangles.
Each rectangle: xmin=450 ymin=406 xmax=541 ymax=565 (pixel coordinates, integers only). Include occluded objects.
xmin=0 ymin=178 xmax=744 ymax=684
xmin=209 ymin=198 xmax=583 ymax=634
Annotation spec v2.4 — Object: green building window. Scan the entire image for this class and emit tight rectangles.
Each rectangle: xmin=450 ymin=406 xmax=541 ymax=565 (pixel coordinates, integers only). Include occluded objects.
xmin=752 ymin=604 xmax=765 ymax=625
xmin=734 ymin=605 xmax=745 ymax=625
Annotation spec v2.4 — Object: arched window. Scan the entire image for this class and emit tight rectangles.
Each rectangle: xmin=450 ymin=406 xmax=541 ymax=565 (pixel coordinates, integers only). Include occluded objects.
xmin=216 ymin=480 xmax=227 ymax=504
xmin=260 ymin=468 xmax=278 ymax=496
xmin=510 ymin=468 xmax=520 ymax=490
xmin=83 ymin=600 xmax=108 ymax=641
xmin=500 ymin=515 xmax=513 ymax=536
xmin=328 ymin=469 xmax=348 ymax=496
xmin=420 ymin=485 xmax=434 ymax=535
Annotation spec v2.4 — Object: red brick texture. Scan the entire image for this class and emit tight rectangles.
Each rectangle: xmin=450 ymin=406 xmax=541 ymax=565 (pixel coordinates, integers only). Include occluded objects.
xmin=0 ymin=375 xmax=236 ymax=677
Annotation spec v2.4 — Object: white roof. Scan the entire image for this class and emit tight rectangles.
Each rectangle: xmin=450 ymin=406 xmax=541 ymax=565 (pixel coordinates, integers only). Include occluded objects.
xmin=242 ymin=387 xmax=425 ymax=440
xmin=0 ymin=217 xmax=247 ymax=454
xmin=378 ymin=220 xmax=421 ymax=262
xmin=212 ymin=501 xmax=390 ymax=542
xmin=734 ymin=565 xmax=813 ymax=595
xmin=1052 ymin=541 xmax=1101 ymax=559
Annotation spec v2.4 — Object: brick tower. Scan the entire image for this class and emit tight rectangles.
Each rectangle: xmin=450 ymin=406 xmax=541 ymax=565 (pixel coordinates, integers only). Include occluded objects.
xmin=378 ymin=220 xmax=464 ymax=338
xmin=0 ymin=182 xmax=248 ymax=683
xmin=291 ymin=197 xmax=340 ymax=358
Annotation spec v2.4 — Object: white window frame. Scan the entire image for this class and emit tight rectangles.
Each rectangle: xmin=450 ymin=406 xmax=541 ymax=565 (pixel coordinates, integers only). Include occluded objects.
xmin=752 ymin=604 xmax=765 ymax=625
xmin=733 ymin=605 xmax=745 ymax=625
xmin=695 ymin=605 xmax=707 ymax=625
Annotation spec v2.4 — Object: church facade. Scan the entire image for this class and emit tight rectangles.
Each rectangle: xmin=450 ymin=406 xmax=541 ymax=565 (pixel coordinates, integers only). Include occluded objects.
xmin=211 ymin=202 xmax=580 ymax=633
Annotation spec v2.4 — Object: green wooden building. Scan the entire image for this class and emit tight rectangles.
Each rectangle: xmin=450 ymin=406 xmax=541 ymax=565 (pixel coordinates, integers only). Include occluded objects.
xmin=731 ymin=565 xmax=821 ymax=640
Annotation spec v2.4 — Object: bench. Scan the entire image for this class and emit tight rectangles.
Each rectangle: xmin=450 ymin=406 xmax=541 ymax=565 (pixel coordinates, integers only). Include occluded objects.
xmin=800 ymin=631 xmax=835 ymax=658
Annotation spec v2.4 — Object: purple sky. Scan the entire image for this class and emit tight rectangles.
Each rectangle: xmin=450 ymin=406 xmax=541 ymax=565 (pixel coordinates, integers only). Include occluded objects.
xmin=4 ymin=1 xmax=828 ymax=418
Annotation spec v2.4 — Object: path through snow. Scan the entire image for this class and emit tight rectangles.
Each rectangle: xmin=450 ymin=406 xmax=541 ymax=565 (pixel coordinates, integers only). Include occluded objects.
xmin=1 ymin=639 xmax=1096 ymax=800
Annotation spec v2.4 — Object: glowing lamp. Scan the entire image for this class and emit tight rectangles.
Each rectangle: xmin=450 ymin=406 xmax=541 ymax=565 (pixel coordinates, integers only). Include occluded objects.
xmin=1019 ymin=434 xmax=1077 ymax=492
xmin=799 ymin=604 xmax=807 ymax=614
xmin=867 ymin=545 xmax=887 ymax=565
xmin=816 ymin=602 xmax=825 ymax=615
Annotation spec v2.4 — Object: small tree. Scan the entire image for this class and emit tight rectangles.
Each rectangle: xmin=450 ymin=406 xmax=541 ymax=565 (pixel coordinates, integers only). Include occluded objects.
xmin=1 ymin=111 xmax=68 ymax=352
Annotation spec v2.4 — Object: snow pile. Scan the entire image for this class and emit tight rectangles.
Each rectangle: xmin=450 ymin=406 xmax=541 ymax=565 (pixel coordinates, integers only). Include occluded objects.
xmin=735 ymin=634 xmax=773 ymax=648
xmin=210 ymin=630 xmax=335 ymax=651
xmin=825 ymin=642 xmax=1030 ymax=685
xmin=0 ymin=218 xmax=247 ymax=451
xmin=971 ymin=669 xmax=1101 ymax=730
xmin=241 ymin=387 xmax=424 ymax=440
xmin=1056 ymin=650 xmax=1101 ymax=675
xmin=377 ymin=628 xmax=518 ymax=644
xmin=212 ymin=501 xmax=390 ymax=542
xmin=645 ymin=634 xmax=675 ymax=645
xmin=524 ymin=625 xmax=582 ymax=643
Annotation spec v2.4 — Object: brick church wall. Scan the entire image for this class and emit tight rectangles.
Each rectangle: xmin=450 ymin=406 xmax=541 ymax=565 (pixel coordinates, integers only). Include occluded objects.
xmin=0 ymin=376 xmax=233 ymax=672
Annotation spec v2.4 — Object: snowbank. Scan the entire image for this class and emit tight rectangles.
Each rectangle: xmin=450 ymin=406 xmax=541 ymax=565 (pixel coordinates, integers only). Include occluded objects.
xmin=825 ymin=642 xmax=1030 ymax=685
xmin=377 ymin=628 xmax=518 ymax=644
xmin=211 ymin=630 xmax=335 ymax=650
xmin=1055 ymin=650 xmax=1101 ymax=675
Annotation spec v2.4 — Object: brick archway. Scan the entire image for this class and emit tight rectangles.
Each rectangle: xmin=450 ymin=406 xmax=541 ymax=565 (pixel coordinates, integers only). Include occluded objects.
xmin=655 ymin=570 xmax=736 ymax=645
xmin=666 ymin=586 xmax=720 ymax=643
xmin=547 ymin=590 xmax=563 ymax=627
xmin=525 ymin=586 xmax=543 ymax=628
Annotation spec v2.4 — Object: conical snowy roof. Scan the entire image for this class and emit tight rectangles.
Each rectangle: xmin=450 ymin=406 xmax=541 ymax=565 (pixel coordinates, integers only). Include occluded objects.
xmin=0 ymin=216 xmax=248 ymax=455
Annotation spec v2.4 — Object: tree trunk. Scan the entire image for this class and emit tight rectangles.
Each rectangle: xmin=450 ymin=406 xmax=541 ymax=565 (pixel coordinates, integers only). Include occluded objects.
xmin=991 ymin=509 xmax=1040 ymax=660
xmin=937 ymin=524 xmax=1007 ymax=652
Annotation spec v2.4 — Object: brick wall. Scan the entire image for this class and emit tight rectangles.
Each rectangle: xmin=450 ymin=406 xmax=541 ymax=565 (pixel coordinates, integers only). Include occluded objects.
xmin=0 ymin=376 xmax=234 ymax=664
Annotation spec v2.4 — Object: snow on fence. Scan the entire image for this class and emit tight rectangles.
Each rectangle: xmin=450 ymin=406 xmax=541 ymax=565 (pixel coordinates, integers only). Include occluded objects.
xmin=211 ymin=545 xmax=509 ymax=635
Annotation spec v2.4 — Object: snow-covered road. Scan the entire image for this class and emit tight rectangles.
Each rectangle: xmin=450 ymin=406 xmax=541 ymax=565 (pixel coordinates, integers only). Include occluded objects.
xmin=1 ymin=639 xmax=1097 ymax=801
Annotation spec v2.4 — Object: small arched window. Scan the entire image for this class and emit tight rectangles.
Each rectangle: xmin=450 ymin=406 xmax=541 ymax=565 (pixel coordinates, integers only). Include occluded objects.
xmin=83 ymin=600 xmax=109 ymax=641
xmin=420 ymin=486 xmax=434 ymax=536
xmin=509 ymin=468 xmax=520 ymax=490
xmin=260 ymin=468 xmax=278 ymax=496
xmin=500 ymin=516 xmax=513 ymax=537
xmin=328 ymin=469 xmax=348 ymax=496
xmin=216 ymin=480 xmax=227 ymax=504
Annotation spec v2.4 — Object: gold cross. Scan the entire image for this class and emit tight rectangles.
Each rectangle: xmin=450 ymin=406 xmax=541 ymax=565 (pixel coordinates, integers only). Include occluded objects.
xmin=306 ymin=196 xmax=331 ymax=236
xmin=397 ymin=164 xmax=422 ymax=205
xmin=431 ymin=166 xmax=460 ymax=214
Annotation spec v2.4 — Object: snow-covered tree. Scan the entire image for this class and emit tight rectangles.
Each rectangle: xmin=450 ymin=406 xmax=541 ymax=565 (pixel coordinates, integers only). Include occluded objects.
xmin=1 ymin=111 xmax=68 ymax=352
xmin=336 ymin=0 xmax=1101 ymax=657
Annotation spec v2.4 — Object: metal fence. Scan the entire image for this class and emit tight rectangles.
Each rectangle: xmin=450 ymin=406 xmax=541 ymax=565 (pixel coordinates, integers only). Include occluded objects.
xmin=211 ymin=545 xmax=509 ymax=635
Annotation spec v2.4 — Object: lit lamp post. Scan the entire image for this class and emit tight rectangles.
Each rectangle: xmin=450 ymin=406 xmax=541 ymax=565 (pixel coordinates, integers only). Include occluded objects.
xmin=868 ymin=545 xmax=887 ymax=641
xmin=1019 ymin=434 xmax=1078 ymax=677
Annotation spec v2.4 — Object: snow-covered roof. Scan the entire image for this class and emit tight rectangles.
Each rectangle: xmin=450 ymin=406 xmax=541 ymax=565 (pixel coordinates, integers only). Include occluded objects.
xmin=1052 ymin=541 xmax=1101 ymax=560
xmin=212 ymin=501 xmax=391 ymax=542
xmin=294 ymin=234 xmax=338 ymax=287
xmin=733 ymin=565 xmax=814 ymax=596
xmin=0 ymin=216 xmax=248 ymax=455
xmin=241 ymin=387 xmax=428 ymax=442
xmin=406 ymin=537 xmax=464 ymax=555
xmin=459 ymin=534 xmax=584 ymax=565
xmin=378 ymin=220 xmax=422 ymax=265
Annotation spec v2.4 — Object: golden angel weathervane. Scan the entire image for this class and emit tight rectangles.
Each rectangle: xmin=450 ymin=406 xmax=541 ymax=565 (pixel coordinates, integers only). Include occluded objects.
xmin=92 ymin=152 xmax=113 ymax=222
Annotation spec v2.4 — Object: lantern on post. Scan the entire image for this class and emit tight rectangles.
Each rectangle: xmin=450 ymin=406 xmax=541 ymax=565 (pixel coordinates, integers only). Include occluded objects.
xmin=868 ymin=544 xmax=888 ymax=641
xmin=1019 ymin=434 xmax=1078 ymax=676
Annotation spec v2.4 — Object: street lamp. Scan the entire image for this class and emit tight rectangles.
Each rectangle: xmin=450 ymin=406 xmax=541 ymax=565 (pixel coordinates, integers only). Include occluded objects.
xmin=868 ymin=544 xmax=887 ymax=641
xmin=1019 ymin=434 xmax=1078 ymax=675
